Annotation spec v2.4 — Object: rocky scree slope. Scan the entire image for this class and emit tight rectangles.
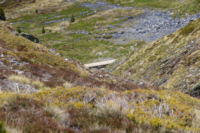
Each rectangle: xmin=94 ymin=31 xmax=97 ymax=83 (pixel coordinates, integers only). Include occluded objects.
xmin=114 ymin=18 xmax=200 ymax=97
xmin=0 ymin=21 xmax=200 ymax=132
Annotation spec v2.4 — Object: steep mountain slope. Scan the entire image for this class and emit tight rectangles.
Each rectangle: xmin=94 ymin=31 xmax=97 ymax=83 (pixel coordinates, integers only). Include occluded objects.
xmin=0 ymin=21 xmax=200 ymax=132
xmin=114 ymin=18 xmax=200 ymax=96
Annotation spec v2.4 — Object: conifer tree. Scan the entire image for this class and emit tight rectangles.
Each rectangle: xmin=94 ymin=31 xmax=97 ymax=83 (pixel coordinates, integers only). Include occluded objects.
xmin=17 ymin=27 xmax=22 ymax=33
xmin=70 ymin=15 xmax=75 ymax=23
xmin=42 ymin=26 xmax=45 ymax=34
xmin=0 ymin=8 xmax=6 ymax=21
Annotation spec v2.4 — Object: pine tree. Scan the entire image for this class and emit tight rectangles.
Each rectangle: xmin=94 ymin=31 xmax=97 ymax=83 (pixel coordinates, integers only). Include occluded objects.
xmin=0 ymin=8 xmax=6 ymax=21
xmin=70 ymin=15 xmax=75 ymax=23
xmin=42 ymin=26 xmax=45 ymax=34
xmin=17 ymin=27 xmax=22 ymax=33
xmin=35 ymin=9 xmax=38 ymax=14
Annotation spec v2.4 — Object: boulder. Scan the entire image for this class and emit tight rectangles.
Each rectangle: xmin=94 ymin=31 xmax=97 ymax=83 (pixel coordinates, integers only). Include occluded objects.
xmin=20 ymin=33 xmax=39 ymax=43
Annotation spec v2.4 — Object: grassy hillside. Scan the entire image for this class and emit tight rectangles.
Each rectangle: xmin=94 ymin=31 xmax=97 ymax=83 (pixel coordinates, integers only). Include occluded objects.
xmin=2 ymin=0 xmax=199 ymax=65
xmin=0 ymin=0 xmax=200 ymax=132
xmin=0 ymin=20 xmax=200 ymax=132
xmin=106 ymin=0 xmax=200 ymax=16
xmin=0 ymin=21 xmax=147 ymax=92
xmin=5 ymin=2 xmax=144 ymax=63
xmin=114 ymin=18 xmax=200 ymax=95
xmin=0 ymin=21 xmax=200 ymax=133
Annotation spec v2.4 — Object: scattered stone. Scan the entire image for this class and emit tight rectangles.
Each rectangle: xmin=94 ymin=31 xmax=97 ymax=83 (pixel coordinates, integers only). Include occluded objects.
xmin=112 ymin=10 xmax=200 ymax=43
xmin=97 ymin=52 xmax=103 ymax=56
xmin=0 ymin=79 xmax=37 ymax=93
xmin=130 ymin=46 xmax=134 ymax=51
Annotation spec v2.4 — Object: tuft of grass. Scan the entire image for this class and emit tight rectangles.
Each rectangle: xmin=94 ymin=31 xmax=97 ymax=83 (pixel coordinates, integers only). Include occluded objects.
xmin=8 ymin=75 xmax=45 ymax=90
xmin=44 ymin=106 xmax=68 ymax=123
xmin=8 ymin=75 xmax=31 ymax=85
xmin=63 ymin=82 xmax=72 ymax=89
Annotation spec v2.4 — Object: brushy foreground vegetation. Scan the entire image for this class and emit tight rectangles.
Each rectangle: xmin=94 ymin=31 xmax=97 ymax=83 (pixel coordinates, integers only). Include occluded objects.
xmin=0 ymin=20 xmax=200 ymax=132
xmin=114 ymin=18 xmax=200 ymax=96
xmin=1 ymin=87 xmax=200 ymax=132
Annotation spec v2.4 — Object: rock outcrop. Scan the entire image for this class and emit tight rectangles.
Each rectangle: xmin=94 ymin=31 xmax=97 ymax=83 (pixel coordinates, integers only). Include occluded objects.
xmin=20 ymin=33 xmax=39 ymax=43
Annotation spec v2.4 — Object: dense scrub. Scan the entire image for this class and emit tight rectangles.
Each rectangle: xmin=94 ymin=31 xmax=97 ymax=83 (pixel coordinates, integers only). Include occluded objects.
xmin=0 ymin=87 xmax=200 ymax=132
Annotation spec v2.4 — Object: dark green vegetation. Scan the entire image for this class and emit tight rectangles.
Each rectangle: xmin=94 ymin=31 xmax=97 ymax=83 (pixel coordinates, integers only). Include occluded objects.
xmin=0 ymin=122 xmax=6 ymax=133
xmin=16 ymin=27 xmax=21 ymax=33
xmin=70 ymin=14 xmax=75 ymax=23
xmin=42 ymin=26 xmax=45 ymax=34
xmin=0 ymin=8 xmax=6 ymax=21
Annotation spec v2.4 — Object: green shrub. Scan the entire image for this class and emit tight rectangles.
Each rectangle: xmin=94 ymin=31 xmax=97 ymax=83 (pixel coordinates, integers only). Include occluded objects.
xmin=17 ymin=27 xmax=22 ymax=33
xmin=0 ymin=8 xmax=6 ymax=21
xmin=42 ymin=26 xmax=45 ymax=34
xmin=70 ymin=15 xmax=75 ymax=23
xmin=0 ymin=122 xmax=6 ymax=133
xmin=180 ymin=22 xmax=195 ymax=36
xmin=35 ymin=9 xmax=38 ymax=14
